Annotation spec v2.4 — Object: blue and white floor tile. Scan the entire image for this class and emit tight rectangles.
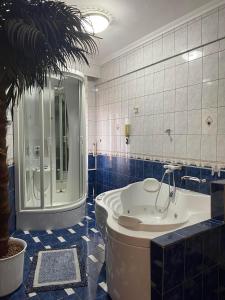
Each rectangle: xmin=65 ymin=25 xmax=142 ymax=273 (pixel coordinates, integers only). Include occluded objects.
xmin=2 ymin=198 xmax=111 ymax=300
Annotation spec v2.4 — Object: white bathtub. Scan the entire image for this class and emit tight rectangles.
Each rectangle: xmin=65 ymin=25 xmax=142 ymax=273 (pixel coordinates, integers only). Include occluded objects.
xmin=95 ymin=179 xmax=211 ymax=300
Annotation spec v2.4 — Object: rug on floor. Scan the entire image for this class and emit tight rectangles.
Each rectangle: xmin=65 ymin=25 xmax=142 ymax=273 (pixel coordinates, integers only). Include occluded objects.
xmin=26 ymin=245 xmax=87 ymax=293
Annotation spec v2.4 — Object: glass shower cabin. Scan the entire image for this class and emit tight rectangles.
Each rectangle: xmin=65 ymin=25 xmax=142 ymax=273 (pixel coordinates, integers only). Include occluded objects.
xmin=14 ymin=72 xmax=87 ymax=230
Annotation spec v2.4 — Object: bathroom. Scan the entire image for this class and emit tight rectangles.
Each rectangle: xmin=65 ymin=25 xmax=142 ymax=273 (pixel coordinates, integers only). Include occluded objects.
xmin=1 ymin=0 xmax=225 ymax=299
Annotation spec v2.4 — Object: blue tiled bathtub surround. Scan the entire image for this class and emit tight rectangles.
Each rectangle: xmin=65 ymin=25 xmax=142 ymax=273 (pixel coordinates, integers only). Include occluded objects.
xmin=151 ymin=219 xmax=225 ymax=300
xmin=211 ymin=180 xmax=225 ymax=221
xmin=95 ymin=154 xmax=225 ymax=196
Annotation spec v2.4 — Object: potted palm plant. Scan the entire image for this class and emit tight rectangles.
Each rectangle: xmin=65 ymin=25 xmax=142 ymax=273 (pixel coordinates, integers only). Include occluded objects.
xmin=0 ymin=0 xmax=97 ymax=296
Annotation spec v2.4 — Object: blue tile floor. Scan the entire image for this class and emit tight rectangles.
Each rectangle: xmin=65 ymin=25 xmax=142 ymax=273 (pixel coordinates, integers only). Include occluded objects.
xmin=2 ymin=198 xmax=111 ymax=300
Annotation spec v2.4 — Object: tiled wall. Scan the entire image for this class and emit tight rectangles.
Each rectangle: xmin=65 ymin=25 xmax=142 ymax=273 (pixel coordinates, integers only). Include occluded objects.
xmin=94 ymin=154 xmax=225 ymax=196
xmin=151 ymin=219 xmax=225 ymax=300
xmin=87 ymin=79 xmax=97 ymax=152
xmin=95 ymin=5 xmax=225 ymax=169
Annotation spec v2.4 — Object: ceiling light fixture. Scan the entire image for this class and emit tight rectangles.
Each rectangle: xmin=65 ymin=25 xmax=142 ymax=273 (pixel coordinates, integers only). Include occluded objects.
xmin=82 ymin=10 xmax=110 ymax=34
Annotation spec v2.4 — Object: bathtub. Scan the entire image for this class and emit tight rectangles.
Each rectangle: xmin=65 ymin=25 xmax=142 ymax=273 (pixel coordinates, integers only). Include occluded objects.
xmin=95 ymin=179 xmax=211 ymax=300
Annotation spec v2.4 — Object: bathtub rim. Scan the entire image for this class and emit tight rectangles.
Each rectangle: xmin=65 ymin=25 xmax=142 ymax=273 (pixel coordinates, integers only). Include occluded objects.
xmin=95 ymin=182 xmax=211 ymax=247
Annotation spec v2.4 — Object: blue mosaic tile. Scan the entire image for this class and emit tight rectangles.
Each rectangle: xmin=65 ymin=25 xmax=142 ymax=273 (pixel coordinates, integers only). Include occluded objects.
xmin=185 ymin=234 xmax=204 ymax=278
xmin=163 ymin=240 xmax=185 ymax=291
xmin=203 ymin=265 xmax=219 ymax=300
xmin=88 ymin=155 xmax=96 ymax=170
xmin=203 ymin=226 xmax=221 ymax=268
xmin=151 ymin=287 xmax=162 ymax=300
xmin=152 ymin=162 xmax=163 ymax=181
xmin=7 ymin=196 xmax=109 ymax=300
xmin=75 ymin=276 xmax=101 ymax=300
xmin=152 ymin=232 xmax=184 ymax=247
xmin=62 ymin=293 xmax=81 ymax=300
xmin=151 ymin=241 xmax=163 ymax=294
xmin=183 ymin=274 xmax=203 ymax=300
xmin=135 ymin=159 xmax=144 ymax=179
xmin=219 ymin=262 xmax=225 ymax=299
xmin=143 ymin=160 xmax=153 ymax=178
xmin=163 ymin=284 xmax=183 ymax=300
xmin=38 ymin=289 xmax=67 ymax=300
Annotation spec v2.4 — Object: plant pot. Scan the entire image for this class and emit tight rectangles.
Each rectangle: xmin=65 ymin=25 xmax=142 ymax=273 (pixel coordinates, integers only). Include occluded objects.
xmin=0 ymin=237 xmax=27 ymax=297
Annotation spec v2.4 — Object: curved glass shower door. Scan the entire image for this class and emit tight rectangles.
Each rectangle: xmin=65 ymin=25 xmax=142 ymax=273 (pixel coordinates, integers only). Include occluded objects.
xmin=16 ymin=73 xmax=86 ymax=209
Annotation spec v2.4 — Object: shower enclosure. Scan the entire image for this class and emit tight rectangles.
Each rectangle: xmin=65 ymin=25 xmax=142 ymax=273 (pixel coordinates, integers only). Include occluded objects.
xmin=14 ymin=71 xmax=87 ymax=230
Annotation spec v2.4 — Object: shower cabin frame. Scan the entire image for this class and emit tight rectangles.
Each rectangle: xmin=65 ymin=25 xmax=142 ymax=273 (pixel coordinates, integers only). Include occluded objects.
xmin=14 ymin=71 xmax=88 ymax=230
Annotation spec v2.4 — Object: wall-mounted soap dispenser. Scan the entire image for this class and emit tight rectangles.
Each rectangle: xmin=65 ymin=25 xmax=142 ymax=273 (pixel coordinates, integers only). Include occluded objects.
xmin=124 ymin=123 xmax=130 ymax=145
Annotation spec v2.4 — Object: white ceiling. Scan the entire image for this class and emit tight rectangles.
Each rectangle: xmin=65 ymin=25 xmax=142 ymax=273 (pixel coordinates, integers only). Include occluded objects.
xmin=66 ymin=0 xmax=215 ymax=64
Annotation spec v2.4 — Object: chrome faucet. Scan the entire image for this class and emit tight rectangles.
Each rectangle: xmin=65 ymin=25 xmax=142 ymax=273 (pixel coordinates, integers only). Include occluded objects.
xmin=181 ymin=176 xmax=206 ymax=183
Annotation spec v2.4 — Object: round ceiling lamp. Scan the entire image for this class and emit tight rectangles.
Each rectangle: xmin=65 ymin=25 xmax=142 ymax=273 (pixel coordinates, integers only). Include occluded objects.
xmin=82 ymin=11 xmax=110 ymax=34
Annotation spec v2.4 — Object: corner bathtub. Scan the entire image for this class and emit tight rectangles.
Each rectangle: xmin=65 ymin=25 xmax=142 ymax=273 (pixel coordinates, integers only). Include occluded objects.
xmin=95 ymin=179 xmax=211 ymax=300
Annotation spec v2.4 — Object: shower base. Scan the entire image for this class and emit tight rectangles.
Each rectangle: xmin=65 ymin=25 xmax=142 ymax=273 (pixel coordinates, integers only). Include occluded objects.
xmin=16 ymin=197 xmax=86 ymax=231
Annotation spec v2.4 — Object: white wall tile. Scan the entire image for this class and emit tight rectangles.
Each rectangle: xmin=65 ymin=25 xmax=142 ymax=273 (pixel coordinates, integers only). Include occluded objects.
xmin=144 ymin=73 xmax=154 ymax=95
xmin=175 ymin=87 xmax=188 ymax=111
xmin=218 ymin=79 xmax=225 ymax=106
xmin=175 ymin=111 xmax=188 ymax=134
xmin=144 ymin=115 xmax=154 ymax=135
xmin=188 ymin=110 xmax=202 ymax=134
xmin=153 ymin=114 xmax=164 ymax=134
xmin=202 ymin=108 xmax=218 ymax=134
xmin=136 ymin=76 xmax=145 ymax=97
xmin=188 ymin=58 xmax=202 ymax=85
xmin=163 ymin=31 xmax=175 ymax=58
xmin=188 ymin=48 xmax=203 ymax=61
xmin=163 ymin=135 xmax=175 ymax=157
xmin=219 ymin=7 xmax=225 ymax=39
xmin=143 ymin=42 xmax=153 ymax=66
xmin=218 ymin=106 xmax=225 ymax=134
xmin=152 ymin=134 xmax=163 ymax=156
xmin=153 ymin=93 xmax=164 ymax=114
xmin=154 ymin=70 xmax=164 ymax=93
xmin=164 ymin=90 xmax=175 ymax=113
xmin=175 ymin=25 xmax=188 ymax=54
xmin=153 ymin=37 xmax=163 ymax=62
xmin=164 ymin=67 xmax=175 ymax=91
xmin=174 ymin=135 xmax=187 ymax=158
xmin=217 ymin=134 xmax=225 ymax=161
xmin=176 ymin=63 xmax=188 ymax=88
xmin=201 ymin=134 xmax=217 ymax=161
xmin=188 ymin=18 xmax=202 ymax=49
xmin=203 ymin=41 xmax=219 ymax=56
xmin=95 ymin=4 xmax=225 ymax=165
xmin=164 ymin=113 xmax=175 ymax=133
xmin=143 ymin=135 xmax=153 ymax=154
xmin=188 ymin=84 xmax=202 ymax=110
xmin=203 ymin=53 xmax=219 ymax=82
xmin=219 ymin=50 xmax=225 ymax=78
xmin=202 ymin=10 xmax=218 ymax=44
xmin=220 ymin=38 xmax=225 ymax=51
xmin=144 ymin=95 xmax=154 ymax=115
xmin=202 ymin=81 xmax=218 ymax=108
xmin=187 ymin=135 xmax=201 ymax=160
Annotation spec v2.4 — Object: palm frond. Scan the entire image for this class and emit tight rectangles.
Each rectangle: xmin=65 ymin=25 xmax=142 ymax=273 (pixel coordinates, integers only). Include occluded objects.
xmin=0 ymin=0 xmax=98 ymax=107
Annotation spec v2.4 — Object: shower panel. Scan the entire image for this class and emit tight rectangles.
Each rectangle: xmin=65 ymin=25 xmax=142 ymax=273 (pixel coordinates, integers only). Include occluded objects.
xmin=14 ymin=71 xmax=87 ymax=230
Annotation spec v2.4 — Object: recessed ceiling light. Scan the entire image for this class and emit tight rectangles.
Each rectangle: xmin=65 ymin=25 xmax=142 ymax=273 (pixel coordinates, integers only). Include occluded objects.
xmin=82 ymin=12 xmax=110 ymax=34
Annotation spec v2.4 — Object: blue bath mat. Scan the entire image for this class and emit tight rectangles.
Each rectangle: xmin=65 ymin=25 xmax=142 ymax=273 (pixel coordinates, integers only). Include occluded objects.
xmin=26 ymin=246 xmax=87 ymax=293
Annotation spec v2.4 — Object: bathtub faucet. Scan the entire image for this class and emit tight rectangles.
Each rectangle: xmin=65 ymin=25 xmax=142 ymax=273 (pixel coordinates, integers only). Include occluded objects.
xmin=181 ymin=176 xmax=206 ymax=183
xmin=155 ymin=164 xmax=182 ymax=214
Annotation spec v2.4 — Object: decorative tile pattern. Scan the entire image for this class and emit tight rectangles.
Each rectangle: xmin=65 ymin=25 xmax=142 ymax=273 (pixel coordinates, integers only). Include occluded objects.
xmin=95 ymin=154 xmax=225 ymax=196
xmin=4 ymin=197 xmax=110 ymax=300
